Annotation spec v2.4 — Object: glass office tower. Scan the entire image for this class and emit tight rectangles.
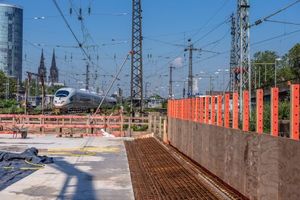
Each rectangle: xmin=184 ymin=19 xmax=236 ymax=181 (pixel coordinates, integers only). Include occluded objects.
xmin=0 ymin=3 xmax=23 ymax=80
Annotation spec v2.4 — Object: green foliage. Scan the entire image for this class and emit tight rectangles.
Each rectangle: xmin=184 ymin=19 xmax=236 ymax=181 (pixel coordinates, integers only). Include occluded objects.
xmin=0 ymin=99 xmax=23 ymax=114
xmin=132 ymin=124 xmax=148 ymax=132
xmin=279 ymin=100 xmax=290 ymax=120
xmin=0 ymin=71 xmax=17 ymax=98
xmin=263 ymin=103 xmax=271 ymax=133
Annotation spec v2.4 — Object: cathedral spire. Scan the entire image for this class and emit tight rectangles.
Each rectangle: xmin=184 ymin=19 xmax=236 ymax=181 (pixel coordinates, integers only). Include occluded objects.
xmin=49 ymin=49 xmax=58 ymax=84
xmin=38 ymin=49 xmax=46 ymax=81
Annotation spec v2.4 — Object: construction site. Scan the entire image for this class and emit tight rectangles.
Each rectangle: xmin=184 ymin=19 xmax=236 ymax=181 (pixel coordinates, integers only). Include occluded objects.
xmin=0 ymin=0 xmax=300 ymax=200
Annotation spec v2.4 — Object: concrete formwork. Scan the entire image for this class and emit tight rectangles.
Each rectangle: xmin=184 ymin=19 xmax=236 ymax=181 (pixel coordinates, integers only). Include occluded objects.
xmin=168 ymin=118 xmax=300 ymax=200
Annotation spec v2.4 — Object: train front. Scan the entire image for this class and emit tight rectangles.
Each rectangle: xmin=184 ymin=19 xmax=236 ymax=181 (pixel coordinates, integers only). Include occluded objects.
xmin=53 ymin=88 xmax=73 ymax=113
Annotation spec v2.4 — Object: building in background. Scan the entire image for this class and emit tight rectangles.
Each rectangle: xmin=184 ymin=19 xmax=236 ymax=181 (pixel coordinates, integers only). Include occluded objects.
xmin=38 ymin=49 xmax=46 ymax=81
xmin=0 ymin=3 xmax=23 ymax=80
xmin=49 ymin=49 xmax=59 ymax=85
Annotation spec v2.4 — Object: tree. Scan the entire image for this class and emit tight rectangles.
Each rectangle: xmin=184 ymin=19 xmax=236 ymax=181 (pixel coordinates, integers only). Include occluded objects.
xmin=287 ymin=43 xmax=300 ymax=80
xmin=0 ymin=71 xmax=17 ymax=99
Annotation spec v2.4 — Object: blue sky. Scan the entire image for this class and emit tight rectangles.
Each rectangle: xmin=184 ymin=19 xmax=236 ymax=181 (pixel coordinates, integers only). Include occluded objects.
xmin=2 ymin=0 xmax=300 ymax=97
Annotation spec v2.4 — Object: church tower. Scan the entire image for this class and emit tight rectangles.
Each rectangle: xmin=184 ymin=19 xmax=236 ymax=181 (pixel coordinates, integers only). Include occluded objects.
xmin=38 ymin=49 xmax=47 ymax=81
xmin=49 ymin=49 xmax=58 ymax=84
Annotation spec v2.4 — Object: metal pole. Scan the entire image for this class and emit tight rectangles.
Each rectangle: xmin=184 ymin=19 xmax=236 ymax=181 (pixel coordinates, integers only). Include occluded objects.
xmin=275 ymin=61 xmax=277 ymax=87
xmin=169 ymin=65 xmax=174 ymax=99
xmin=94 ymin=53 xmax=130 ymax=115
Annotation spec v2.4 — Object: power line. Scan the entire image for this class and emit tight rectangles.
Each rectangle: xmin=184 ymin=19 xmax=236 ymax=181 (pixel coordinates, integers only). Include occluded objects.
xmin=265 ymin=19 xmax=300 ymax=26
xmin=250 ymin=0 xmax=300 ymax=27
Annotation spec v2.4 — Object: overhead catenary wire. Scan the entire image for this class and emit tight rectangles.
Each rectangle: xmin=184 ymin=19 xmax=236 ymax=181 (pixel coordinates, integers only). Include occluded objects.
xmin=250 ymin=0 xmax=300 ymax=27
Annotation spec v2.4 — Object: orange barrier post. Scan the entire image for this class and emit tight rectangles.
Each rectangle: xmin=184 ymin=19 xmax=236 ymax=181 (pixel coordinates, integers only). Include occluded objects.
xmin=217 ymin=95 xmax=223 ymax=126
xmin=205 ymin=97 xmax=210 ymax=124
xmin=192 ymin=98 xmax=196 ymax=121
xmin=224 ymin=94 xmax=230 ymax=128
xmin=190 ymin=98 xmax=192 ymax=121
xmin=195 ymin=97 xmax=200 ymax=122
xmin=182 ymin=99 xmax=184 ymax=120
xmin=243 ymin=91 xmax=249 ymax=132
xmin=210 ymin=96 xmax=216 ymax=125
xmin=271 ymin=87 xmax=279 ymax=136
xmin=256 ymin=89 xmax=264 ymax=134
xmin=199 ymin=97 xmax=204 ymax=123
xmin=290 ymin=84 xmax=300 ymax=140
xmin=232 ymin=92 xmax=239 ymax=129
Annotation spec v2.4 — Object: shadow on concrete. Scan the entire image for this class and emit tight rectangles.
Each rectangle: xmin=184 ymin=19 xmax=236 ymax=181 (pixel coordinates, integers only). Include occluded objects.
xmin=52 ymin=157 xmax=97 ymax=200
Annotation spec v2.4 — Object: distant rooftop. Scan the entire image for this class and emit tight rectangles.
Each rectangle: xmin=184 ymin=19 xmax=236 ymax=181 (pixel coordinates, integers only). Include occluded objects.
xmin=0 ymin=3 xmax=22 ymax=10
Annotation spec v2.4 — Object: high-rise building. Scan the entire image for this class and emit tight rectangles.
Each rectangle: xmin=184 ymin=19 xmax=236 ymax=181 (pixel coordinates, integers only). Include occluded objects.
xmin=0 ymin=3 xmax=23 ymax=80
xmin=49 ymin=49 xmax=58 ymax=84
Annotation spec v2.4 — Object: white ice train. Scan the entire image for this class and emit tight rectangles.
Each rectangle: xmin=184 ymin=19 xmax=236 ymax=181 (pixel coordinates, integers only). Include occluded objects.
xmin=53 ymin=88 xmax=117 ymax=113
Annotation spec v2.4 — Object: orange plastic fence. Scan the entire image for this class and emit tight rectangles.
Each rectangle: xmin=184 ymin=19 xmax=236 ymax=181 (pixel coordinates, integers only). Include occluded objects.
xmin=271 ymin=87 xmax=279 ymax=137
xmin=199 ymin=97 xmax=204 ymax=123
xmin=232 ymin=92 xmax=239 ymax=129
xmin=290 ymin=84 xmax=300 ymax=140
xmin=256 ymin=89 xmax=264 ymax=134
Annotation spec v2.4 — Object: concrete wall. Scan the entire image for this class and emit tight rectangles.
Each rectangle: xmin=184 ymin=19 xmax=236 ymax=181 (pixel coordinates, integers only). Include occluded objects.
xmin=168 ymin=118 xmax=300 ymax=200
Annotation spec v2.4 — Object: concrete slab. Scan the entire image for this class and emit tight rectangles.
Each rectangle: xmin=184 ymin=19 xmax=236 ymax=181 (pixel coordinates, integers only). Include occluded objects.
xmin=0 ymin=134 xmax=134 ymax=200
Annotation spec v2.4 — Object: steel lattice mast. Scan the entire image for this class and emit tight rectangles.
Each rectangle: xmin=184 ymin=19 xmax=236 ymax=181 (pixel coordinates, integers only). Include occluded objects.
xmin=229 ymin=13 xmax=237 ymax=92
xmin=236 ymin=0 xmax=251 ymax=112
xmin=131 ymin=0 xmax=143 ymax=113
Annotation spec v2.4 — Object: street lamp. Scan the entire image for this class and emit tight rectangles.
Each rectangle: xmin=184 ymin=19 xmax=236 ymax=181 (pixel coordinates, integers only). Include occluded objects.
xmin=275 ymin=58 xmax=282 ymax=87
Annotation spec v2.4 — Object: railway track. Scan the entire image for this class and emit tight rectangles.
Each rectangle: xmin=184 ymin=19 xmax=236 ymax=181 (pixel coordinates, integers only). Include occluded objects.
xmin=125 ymin=137 xmax=247 ymax=200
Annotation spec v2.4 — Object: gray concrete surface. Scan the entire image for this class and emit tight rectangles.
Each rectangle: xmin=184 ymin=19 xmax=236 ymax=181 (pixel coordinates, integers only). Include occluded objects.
xmin=0 ymin=134 xmax=134 ymax=200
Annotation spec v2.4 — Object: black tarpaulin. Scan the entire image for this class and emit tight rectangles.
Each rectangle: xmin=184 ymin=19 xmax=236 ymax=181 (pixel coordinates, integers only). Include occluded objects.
xmin=0 ymin=147 xmax=53 ymax=190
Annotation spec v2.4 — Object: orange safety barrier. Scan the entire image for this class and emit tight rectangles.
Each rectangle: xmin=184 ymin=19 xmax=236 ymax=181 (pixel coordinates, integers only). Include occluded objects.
xmin=192 ymin=98 xmax=196 ymax=121
xmin=271 ymin=87 xmax=279 ymax=137
xmin=232 ymin=92 xmax=239 ymax=129
xmin=195 ymin=97 xmax=200 ymax=122
xmin=290 ymin=84 xmax=300 ymax=140
xmin=256 ymin=89 xmax=264 ymax=134
xmin=243 ymin=91 xmax=249 ymax=132
xmin=181 ymin=99 xmax=184 ymax=119
xmin=210 ymin=96 xmax=216 ymax=125
xmin=199 ymin=97 xmax=204 ymax=123
xmin=217 ymin=95 xmax=223 ymax=126
xmin=224 ymin=94 xmax=230 ymax=128
xmin=0 ymin=114 xmax=122 ymax=131
xmin=205 ymin=97 xmax=210 ymax=124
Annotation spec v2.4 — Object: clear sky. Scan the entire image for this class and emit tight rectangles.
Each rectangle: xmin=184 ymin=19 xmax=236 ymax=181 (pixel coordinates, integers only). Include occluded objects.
xmin=2 ymin=0 xmax=300 ymax=97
